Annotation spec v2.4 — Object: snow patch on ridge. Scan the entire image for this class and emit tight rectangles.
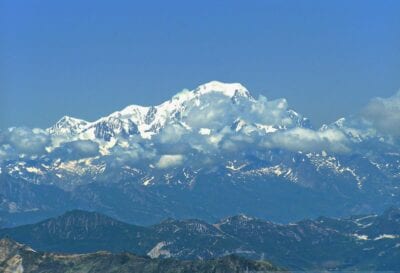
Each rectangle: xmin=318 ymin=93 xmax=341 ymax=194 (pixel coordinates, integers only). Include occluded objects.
xmin=374 ymin=234 xmax=399 ymax=240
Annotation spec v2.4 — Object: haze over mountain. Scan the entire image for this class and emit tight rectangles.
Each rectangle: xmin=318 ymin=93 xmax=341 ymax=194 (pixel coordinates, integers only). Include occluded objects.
xmin=0 ymin=81 xmax=399 ymax=226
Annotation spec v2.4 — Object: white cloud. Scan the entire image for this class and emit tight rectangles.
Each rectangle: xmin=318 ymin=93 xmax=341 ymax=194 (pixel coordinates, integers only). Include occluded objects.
xmin=156 ymin=154 xmax=184 ymax=169
xmin=198 ymin=128 xmax=211 ymax=135
xmin=111 ymin=142 xmax=156 ymax=163
xmin=70 ymin=140 xmax=99 ymax=154
xmin=262 ymin=128 xmax=349 ymax=153
xmin=361 ymin=91 xmax=400 ymax=137
xmin=158 ymin=124 xmax=188 ymax=144
xmin=0 ymin=144 xmax=15 ymax=162
xmin=249 ymin=96 xmax=294 ymax=126
xmin=149 ymin=92 xmax=349 ymax=155
xmin=3 ymin=127 xmax=50 ymax=155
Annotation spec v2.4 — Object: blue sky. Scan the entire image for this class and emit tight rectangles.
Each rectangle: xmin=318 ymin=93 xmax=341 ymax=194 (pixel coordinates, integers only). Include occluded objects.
xmin=1 ymin=0 xmax=399 ymax=128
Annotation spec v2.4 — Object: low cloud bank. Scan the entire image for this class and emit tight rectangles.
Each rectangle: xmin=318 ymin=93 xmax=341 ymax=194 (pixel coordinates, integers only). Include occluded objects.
xmin=1 ymin=89 xmax=399 ymax=168
xmin=0 ymin=127 xmax=49 ymax=162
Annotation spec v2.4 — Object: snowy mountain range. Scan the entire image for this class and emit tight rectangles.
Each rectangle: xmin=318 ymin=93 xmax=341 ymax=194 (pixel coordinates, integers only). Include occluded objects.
xmin=0 ymin=81 xmax=399 ymax=226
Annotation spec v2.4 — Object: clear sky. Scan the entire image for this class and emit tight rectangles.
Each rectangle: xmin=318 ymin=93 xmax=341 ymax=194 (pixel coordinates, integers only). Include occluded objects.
xmin=1 ymin=0 xmax=399 ymax=129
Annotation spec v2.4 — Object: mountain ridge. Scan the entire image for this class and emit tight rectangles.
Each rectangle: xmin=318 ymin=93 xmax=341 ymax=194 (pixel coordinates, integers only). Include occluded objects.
xmin=0 ymin=238 xmax=281 ymax=273
xmin=46 ymin=81 xmax=259 ymax=140
xmin=1 ymin=208 xmax=400 ymax=271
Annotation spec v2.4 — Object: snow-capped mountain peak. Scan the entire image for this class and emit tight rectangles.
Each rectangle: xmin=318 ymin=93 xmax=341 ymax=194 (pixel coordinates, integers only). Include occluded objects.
xmin=333 ymin=117 xmax=347 ymax=128
xmin=194 ymin=81 xmax=252 ymax=98
xmin=47 ymin=116 xmax=89 ymax=136
xmin=41 ymin=81 xmax=378 ymax=158
xmin=109 ymin=104 xmax=150 ymax=121
xmin=45 ymin=81 xmax=258 ymax=141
